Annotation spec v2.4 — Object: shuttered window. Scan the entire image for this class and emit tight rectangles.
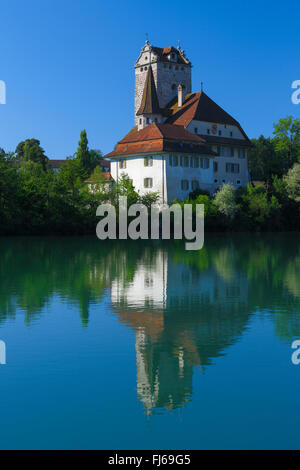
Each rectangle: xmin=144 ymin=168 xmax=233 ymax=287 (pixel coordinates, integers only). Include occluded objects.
xmin=144 ymin=178 xmax=153 ymax=188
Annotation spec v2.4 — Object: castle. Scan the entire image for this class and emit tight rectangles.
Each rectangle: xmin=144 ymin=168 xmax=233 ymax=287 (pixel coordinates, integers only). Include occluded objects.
xmin=106 ymin=41 xmax=251 ymax=203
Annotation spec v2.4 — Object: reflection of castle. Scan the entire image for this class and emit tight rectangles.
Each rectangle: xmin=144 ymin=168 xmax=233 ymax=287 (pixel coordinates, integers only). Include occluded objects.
xmin=110 ymin=248 xmax=251 ymax=414
xmin=111 ymin=250 xmax=168 ymax=310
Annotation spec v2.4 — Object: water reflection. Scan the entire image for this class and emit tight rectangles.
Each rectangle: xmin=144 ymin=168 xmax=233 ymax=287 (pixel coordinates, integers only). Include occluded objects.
xmin=0 ymin=235 xmax=299 ymax=414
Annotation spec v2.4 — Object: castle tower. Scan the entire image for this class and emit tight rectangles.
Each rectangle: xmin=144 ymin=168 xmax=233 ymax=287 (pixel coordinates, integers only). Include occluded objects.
xmin=134 ymin=41 xmax=192 ymax=126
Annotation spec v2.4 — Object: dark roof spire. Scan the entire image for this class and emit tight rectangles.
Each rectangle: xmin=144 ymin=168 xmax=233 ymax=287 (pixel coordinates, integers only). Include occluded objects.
xmin=136 ymin=66 xmax=161 ymax=115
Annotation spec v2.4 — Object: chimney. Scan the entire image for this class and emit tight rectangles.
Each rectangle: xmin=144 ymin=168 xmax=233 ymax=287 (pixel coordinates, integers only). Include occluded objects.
xmin=178 ymin=84 xmax=183 ymax=107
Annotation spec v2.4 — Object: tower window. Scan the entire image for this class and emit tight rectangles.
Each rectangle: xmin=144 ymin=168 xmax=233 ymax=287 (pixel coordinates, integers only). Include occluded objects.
xmin=144 ymin=157 xmax=153 ymax=167
xmin=169 ymin=155 xmax=178 ymax=167
xmin=139 ymin=118 xmax=142 ymax=124
xmin=180 ymin=155 xmax=189 ymax=167
xmin=146 ymin=117 xmax=150 ymax=124
xmin=145 ymin=56 xmax=148 ymax=61
xmin=218 ymin=130 xmax=222 ymax=136
xmin=230 ymin=131 xmax=233 ymax=136
xmin=144 ymin=66 xmax=147 ymax=70
xmin=140 ymin=67 xmax=143 ymax=72
xmin=144 ymin=178 xmax=153 ymax=188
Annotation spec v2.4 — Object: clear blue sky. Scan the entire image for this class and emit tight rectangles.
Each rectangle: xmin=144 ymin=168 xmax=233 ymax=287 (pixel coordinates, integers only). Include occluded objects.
xmin=0 ymin=0 xmax=299 ymax=158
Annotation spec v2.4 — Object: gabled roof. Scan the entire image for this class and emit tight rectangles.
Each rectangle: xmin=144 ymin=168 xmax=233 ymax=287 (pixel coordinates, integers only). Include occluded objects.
xmin=150 ymin=46 xmax=191 ymax=66
xmin=105 ymin=123 xmax=215 ymax=159
xmin=166 ymin=92 xmax=250 ymax=142
xmin=136 ymin=66 xmax=161 ymax=115
xmin=119 ymin=122 xmax=206 ymax=144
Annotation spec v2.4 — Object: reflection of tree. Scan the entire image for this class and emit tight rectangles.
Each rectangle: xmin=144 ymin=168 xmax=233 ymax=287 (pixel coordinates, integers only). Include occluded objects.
xmin=0 ymin=238 xmax=144 ymax=325
xmin=0 ymin=234 xmax=299 ymax=412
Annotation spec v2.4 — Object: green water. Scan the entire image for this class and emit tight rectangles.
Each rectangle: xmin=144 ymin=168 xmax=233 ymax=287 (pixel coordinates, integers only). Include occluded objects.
xmin=0 ymin=234 xmax=299 ymax=449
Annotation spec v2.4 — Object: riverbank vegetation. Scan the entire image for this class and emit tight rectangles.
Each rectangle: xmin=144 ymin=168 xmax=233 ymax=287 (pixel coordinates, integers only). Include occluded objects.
xmin=0 ymin=117 xmax=299 ymax=235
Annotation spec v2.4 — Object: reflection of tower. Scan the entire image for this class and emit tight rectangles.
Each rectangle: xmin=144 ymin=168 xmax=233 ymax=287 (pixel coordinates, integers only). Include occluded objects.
xmin=110 ymin=245 xmax=252 ymax=415
xmin=136 ymin=328 xmax=159 ymax=414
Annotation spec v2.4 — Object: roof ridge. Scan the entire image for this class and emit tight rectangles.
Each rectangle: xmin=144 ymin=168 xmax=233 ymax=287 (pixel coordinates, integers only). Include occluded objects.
xmin=136 ymin=66 xmax=161 ymax=116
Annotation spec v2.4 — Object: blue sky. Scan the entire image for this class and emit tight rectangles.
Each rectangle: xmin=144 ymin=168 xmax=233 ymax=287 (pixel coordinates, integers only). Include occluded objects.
xmin=0 ymin=0 xmax=299 ymax=158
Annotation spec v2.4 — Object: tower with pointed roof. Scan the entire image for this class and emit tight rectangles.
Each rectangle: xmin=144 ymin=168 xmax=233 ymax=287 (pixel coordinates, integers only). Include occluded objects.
xmin=134 ymin=40 xmax=192 ymax=127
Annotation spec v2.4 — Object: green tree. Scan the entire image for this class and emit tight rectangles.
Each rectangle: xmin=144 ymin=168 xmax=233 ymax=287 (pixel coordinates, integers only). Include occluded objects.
xmin=76 ymin=130 xmax=94 ymax=175
xmin=213 ymin=184 xmax=238 ymax=219
xmin=16 ymin=138 xmax=49 ymax=170
xmin=248 ymin=136 xmax=282 ymax=186
xmin=88 ymin=149 xmax=103 ymax=171
xmin=272 ymin=116 xmax=300 ymax=167
xmin=284 ymin=163 xmax=300 ymax=202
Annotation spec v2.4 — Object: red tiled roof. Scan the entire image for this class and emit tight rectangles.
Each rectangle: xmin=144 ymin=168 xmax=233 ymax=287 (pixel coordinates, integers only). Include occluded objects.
xmin=85 ymin=172 xmax=113 ymax=183
xmin=105 ymin=123 xmax=215 ymax=159
xmin=119 ymin=123 xmax=206 ymax=144
xmin=48 ymin=159 xmax=66 ymax=169
xmin=136 ymin=66 xmax=161 ymax=115
xmin=48 ymin=159 xmax=110 ymax=169
xmin=166 ymin=92 xmax=250 ymax=142
xmin=197 ymin=135 xmax=251 ymax=147
xmin=150 ymin=46 xmax=190 ymax=66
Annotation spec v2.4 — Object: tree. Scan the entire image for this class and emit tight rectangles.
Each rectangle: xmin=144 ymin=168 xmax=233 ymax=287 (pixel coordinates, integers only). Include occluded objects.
xmin=248 ymin=136 xmax=282 ymax=185
xmin=213 ymin=184 xmax=238 ymax=219
xmin=88 ymin=149 xmax=103 ymax=172
xmin=16 ymin=138 xmax=48 ymax=170
xmin=76 ymin=130 xmax=92 ymax=174
xmin=272 ymin=116 xmax=300 ymax=167
xmin=0 ymin=149 xmax=22 ymax=233
xmin=284 ymin=163 xmax=300 ymax=202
